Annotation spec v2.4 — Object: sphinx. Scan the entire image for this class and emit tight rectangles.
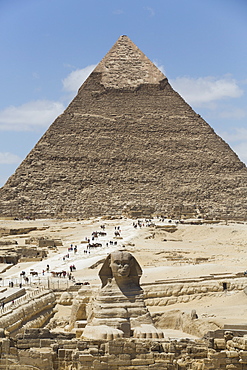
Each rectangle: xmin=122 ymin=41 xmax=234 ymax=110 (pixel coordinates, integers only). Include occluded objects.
xmin=82 ymin=249 xmax=164 ymax=340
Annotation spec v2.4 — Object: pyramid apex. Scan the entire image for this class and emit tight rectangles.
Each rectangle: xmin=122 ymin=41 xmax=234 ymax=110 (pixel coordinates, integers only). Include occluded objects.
xmin=94 ymin=35 xmax=166 ymax=88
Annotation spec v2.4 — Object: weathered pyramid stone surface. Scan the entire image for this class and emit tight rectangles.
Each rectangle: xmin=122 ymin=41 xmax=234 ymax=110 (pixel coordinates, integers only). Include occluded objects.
xmin=0 ymin=35 xmax=247 ymax=219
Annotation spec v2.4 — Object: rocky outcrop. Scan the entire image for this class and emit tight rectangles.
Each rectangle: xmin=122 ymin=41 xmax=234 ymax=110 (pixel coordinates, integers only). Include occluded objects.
xmin=0 ymin=227 xmax=37 ymax=236
xmin=0 ymin=35 xmax=247 ymax=219
xmin=143 ymin=276 xmax=247 ymax=307
xmin=152 ymin=309 xmax=221 ymax=338
xmin=0 ymin=289 xmax=56 ymax=335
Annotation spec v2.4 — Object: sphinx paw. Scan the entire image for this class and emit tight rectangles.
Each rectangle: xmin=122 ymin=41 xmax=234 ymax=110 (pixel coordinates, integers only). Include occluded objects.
xmin=133 ymin=324 xmax=164 ymax=339
xmin=83 ymin=325 xmax=124 ymax=340
xmin=101 ymin=326 xmax=124 ymax=340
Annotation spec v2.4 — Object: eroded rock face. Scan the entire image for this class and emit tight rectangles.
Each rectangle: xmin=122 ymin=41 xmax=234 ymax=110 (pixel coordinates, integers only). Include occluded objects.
xmin=70 ymin=286 xmax=92 ymax=331
xmin=0 ymin=290 xmax=56 ymax=335
xmin=83 ymin=250 xmax=163 ymax=340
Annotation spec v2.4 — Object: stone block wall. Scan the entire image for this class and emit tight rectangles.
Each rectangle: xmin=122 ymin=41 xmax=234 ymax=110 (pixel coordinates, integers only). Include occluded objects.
xmin=1 ymin=329 xmax=247 ymax=369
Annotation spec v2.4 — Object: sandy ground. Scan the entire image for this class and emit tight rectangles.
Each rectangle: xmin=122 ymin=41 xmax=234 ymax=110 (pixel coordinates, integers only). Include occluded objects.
xmin=1 ymin=217 xmax=247 ymax=337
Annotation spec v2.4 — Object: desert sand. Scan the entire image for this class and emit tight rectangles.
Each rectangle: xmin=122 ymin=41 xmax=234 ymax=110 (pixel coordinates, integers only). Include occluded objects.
xmin=1 ymin=217 xmax=247 ymax=338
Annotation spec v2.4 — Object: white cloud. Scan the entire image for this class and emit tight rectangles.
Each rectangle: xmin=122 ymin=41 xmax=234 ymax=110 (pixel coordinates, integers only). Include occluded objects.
xmin=0 ymin=152 xmax=22 ymax=164
xmin=113 ymin=9 xmax=124 ymax=15
xmin=218 ymin=108 xmax=247 ymax=120
xmin=0 ymin=64 xmax=96 ymax=132
xmin=32 ymin=72 xmax=40 ymax=79
xmin=153 ymin=61 xmax=166 ymax=76
xmin=231 ymin=142 xmax=247 ymax=164
xmin=170 ymin=75 xmax=244 ymax=106
xmin=218 ymin=128 xmax=247 ymax=166
xmin=220 ymin=128 xmax=247 ymax=143
xmin=0 ymin=100 xmax=64 ymax=131
xmin=62 ymin=65 xmax=97 ymax=93
xmin=146 ymin=7 xmax=155 ymax=17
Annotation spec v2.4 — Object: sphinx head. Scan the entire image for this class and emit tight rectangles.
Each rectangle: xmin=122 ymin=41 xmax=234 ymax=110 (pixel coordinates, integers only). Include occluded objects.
xmin=99 ymin=250 xmax=142 ymax=288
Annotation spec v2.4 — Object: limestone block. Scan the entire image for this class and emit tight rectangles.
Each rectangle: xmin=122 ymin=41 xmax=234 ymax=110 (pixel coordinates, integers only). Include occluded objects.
xmin=209 ymin=350 xmax=226 ymax=359
xmin=157 ymin=298 xmax=168 ymax=306
xmin=19 ymin=347 xmax=55 ymax=370
xmin=186 ymin=344 xmax=208 ymax=359
xmin=59 ymin=291 xmax=73 ymax=305
xmin=187 ymin=287 xmax=195 ymax=295
xmin=99 ymin=354 xmax=116 ymax=363
xmin=149 ymin=364 xmax=169 ymax=369
xmin=39 ymin=339 xmax=53 ymax=347
xmin=232 ymin=336 xmax=247 ymax=350
xmin=239 ymin=350 xmax=247 ymax=362
xmin=227 ymin=340 xmax=235 ymax=350
xmin=139 ymin=352 xmax=155 ymax=360
xmin=92 ymin=359 xmax=109 ymax=370
xmin=58 ymin=348 xmax=73 ymax=360
xmin=225 ymin=358 xmax=239 ymax=364
xmin=24 ymin=339 xmax=40 ymax=347
xmin=108 ymin=357 xmax=132 ymax=366
xmin=123 ymin=341 xmax=136 ymax=354
xmin=172 ymin=285 xmax=183 ymax=297
xmin=161 ymin=342 xmax=172 ymax=353
xmin=225 ymin=362 xmax=242 ymax=369
xmin=23 ymin=328 xmax=44 ymax=338
xmin=226 ymin=350 xmax=239 ymax=358
xmin=77 ymin=364 xmax=93 ymax=370
xmin=165 ymin=289 xmax=172 ymax=297
xmin=118 ymin=367 xmax=152 ymax=370
xmin=78 ymin=353 xmax=94 ymax=362
xmin=131 ymin=358 xmax=154 ymax=365
xmin=181 ymin=295 xmax=190 ymax=303
xmin=239 ymin=359 xmax=247 ymax=364
xmin=0 ymin=338 xmax=10 ymax=354
xmin=71 ymin=350 xmax=80 ymax=361
xmin=119 ymin=353 xmax=131 ymax=361
xmin=17 ymin=342 xmax=31 ymax=349
xmin=202 ymin=363 xmax=215 ymax=370
xmin=135 ymin=342 xmax=149 ymax=354
xmin=166 ymin=297 xmax=177 ymax=305
xmin=214 ymin=338 xmax=226 ymax=350
xmin=190 ymin=360 xmax=204 ymax=370
xmin=154 ymin=352 xmax=174 ymax=361
xmin=77 ymin=341 xmax=89 ymax=351
xmin=105 ymin=340 xmax=124 ymax=355
xmin=9 ymin=346 xmax=18 ymax=356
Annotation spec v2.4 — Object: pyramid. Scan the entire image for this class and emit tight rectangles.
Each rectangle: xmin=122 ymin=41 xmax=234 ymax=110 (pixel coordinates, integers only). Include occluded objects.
xmin=0 ymin=35 xmax=247 ymax=219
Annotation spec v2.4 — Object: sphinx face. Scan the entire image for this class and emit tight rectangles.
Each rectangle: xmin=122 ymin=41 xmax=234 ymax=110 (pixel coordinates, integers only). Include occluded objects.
xmin=110 ymin=251 xmax=132 ymax=278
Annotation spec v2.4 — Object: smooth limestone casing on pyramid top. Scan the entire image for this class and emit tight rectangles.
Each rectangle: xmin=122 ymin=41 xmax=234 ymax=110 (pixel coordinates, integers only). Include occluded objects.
xmin=0 ymin=35 xmax=247 ymax=219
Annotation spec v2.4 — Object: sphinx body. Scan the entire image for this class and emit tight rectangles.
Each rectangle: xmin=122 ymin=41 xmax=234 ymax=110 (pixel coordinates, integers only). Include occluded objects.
xmin=83 ymin=250 xmax=163 ymax=340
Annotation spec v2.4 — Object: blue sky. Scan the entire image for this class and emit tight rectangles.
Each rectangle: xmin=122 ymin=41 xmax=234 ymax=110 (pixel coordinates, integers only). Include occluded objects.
xmin=0 ymin=0 xmax=247 ymax=187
